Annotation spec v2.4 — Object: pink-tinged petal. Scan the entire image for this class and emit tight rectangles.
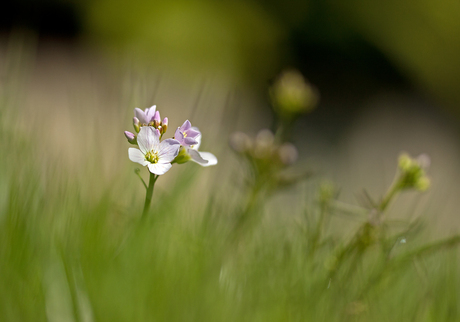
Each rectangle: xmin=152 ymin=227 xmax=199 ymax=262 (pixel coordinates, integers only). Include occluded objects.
xmin=145 ymin=105 xmax=156 ymax=122
xmin=186 ymin=129 xmax=201 ymax=138
xmin=175 ymin=128 xmax=184 ymax=143
xmin=137 ymin=126 xmax=160 ymax=154
xmin=181 ymin=120 xmax=192 ymax=131
xmin=162 ymin=117 xmax=168 ymax=126
xmin=148 ymin=162 xmax=172 ymax=175
xmin=184 ymin=137 xmax=198 ymax=146
xmin=129 ymin=148 xmax=148 ymax=166
xmin=134 ymin=108 xmax=148 ymax=124
xmin=158 ymin=139 xmax=181 ymax=162
xmin=188 ymin=149 xmax=208 ymax=164
xmin=197 ymin=152 xmax=218 ymax=167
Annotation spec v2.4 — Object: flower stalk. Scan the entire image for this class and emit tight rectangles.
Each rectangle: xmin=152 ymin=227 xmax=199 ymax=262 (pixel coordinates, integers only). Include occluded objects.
xmin=142 ymin=172 xmax=159 ymax=219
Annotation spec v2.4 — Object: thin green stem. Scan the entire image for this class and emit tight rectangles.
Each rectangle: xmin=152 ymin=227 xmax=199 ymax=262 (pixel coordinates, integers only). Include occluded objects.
xmin=135 ymin=169 xmax=148 ymax=190
xmin=379 ymin=181 xmax=400 ymax=213
xmin=142 ymin=172 xmax=158 ymax=219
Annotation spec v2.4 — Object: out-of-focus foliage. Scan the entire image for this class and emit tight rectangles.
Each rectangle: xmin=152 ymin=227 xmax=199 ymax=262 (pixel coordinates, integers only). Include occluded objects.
xmin=327 ymin=0 xmax=460 ymax=111
xmin=85 ymin=0 xmax=284 ymax=84
xmin=80 ymin=0 xmax=460 ymax=112
xmin=5 ymin=0 xmax=460 ymax=110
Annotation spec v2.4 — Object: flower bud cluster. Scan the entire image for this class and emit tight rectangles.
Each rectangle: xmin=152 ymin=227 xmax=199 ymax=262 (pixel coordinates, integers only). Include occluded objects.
xmin=230 ymin=129 xmax=298 ymax=168
xmin=229 ymin=128 xmax=307 ymax=191
xmin=127 ymin=106 xmax=169 ymax=145
xmin=397 ymin=153 xmax=431 ymax=191
xmin=270 ymin=69 xmax=319 ymax=119
xmin=132 ymin=108 xmax=168 ymax=134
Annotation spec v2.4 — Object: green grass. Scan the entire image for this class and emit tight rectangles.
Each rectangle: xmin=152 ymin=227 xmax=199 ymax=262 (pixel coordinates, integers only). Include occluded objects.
xmin=1 ymin=37 xmax=459 ymax=322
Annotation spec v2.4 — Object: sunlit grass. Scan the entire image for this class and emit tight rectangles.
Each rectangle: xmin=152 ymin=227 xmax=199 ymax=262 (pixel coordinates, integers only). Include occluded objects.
xmin=1 ymin=35 xmax=460 ymax=322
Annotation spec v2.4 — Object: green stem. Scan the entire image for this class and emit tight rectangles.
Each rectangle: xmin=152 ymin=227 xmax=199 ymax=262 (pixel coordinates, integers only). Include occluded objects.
xmin=142 ymin=172 xmax=158 ymax=219
xmin=379 ymin=181 xmax=400 ymax=212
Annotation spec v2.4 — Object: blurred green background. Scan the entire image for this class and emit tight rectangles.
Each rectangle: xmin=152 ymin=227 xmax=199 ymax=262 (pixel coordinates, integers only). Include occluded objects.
xmin=3 ymin=0 xmax=460 ymax=226
xmin=2 ymin=1 xmax=460 ymax=321
xmin=4 ymin=0 xmax=460 ymax=107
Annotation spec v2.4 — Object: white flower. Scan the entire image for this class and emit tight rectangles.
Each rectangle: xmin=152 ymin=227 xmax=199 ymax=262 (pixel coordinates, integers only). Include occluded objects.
xmin=187 ymin=133 xmax=218 ymax=167
xmin=128 ymin=126 xmax=180 ymax=175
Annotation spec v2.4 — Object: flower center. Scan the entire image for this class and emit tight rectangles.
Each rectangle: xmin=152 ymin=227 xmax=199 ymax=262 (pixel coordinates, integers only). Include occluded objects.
xmin=145 ymin=151 xmax=159 ymax=163
xmin=183 ymin=131 xmax=187 ymax=138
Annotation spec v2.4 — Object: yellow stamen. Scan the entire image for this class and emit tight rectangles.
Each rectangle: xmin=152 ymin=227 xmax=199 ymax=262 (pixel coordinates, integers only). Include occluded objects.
xmin=145 ymin=151 xmax=159 ymax=163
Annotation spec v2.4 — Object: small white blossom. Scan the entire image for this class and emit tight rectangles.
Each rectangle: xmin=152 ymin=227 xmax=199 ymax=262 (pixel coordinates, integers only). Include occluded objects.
xmin=128 ymin=126 xmax=180 ymax=175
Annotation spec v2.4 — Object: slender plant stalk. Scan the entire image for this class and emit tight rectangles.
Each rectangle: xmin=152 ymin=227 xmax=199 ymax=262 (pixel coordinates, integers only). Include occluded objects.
xmin=142 ymin=172 xmax=158 ymax=219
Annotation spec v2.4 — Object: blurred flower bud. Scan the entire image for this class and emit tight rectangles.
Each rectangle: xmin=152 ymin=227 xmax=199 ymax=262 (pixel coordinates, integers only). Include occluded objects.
xmin=398 ymin=153 xmax=412 ymax=171
xmin=270 ymin=69 xmax=319 ymax=117
xmin=397 ymin=152 xmax=430 ymax=191
xmin=124 ymin=131 xmax=137 ymax=144
xmin=415 ymin=176 xmax=430 ymax=191
xmin=229 ymin=132 xmax=252 ymax=153
xmin=254 ymin=129 xmax=275 ymax=159
xmin=133 ymin=117 xmax=140 ymax=133
xmin=416 ymin=153 xmax=431 ymax=169
xmin=278 ymin=143 xmax=298 ymax=165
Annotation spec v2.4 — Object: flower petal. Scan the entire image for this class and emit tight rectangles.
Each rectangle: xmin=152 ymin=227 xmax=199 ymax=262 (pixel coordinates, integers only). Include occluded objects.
xmin=175 ymin=128 xmax=184 ymax=143
xmin=186 ymin=128 xmax=201 ymax=138
xmin=137 ymin=126 xmax=160 ymax=154
xmin=158 ymin=139 xmax=181 ymax=163
xmin=181 ymin=120 xmax=192 ymax=131
xmin=197 ymin=152 xmax=218 ymax=167
xmin=148 ymin=162 xmax=172 ymax=175
xmin=188 ymin=149 xmax=208 ymax=164
xmin=184 ymin=137 xmax=198 ymax=146
xmin=128 ymin=148 xmax=148 ymax=166
xmin=134 ymin=108 xmax=148 ymax=124
xmin=145 ymin=105 xmax=156 ymax=123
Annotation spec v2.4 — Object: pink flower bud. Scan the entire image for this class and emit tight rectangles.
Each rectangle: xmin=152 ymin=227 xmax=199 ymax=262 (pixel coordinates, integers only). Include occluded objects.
xmin=124 ymin=131 xmax=137 ymax=144
xmin=153 ymin=111 xmax=161 ymax=127
xmin=278 ymin=143 xmax=298 ymax=165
